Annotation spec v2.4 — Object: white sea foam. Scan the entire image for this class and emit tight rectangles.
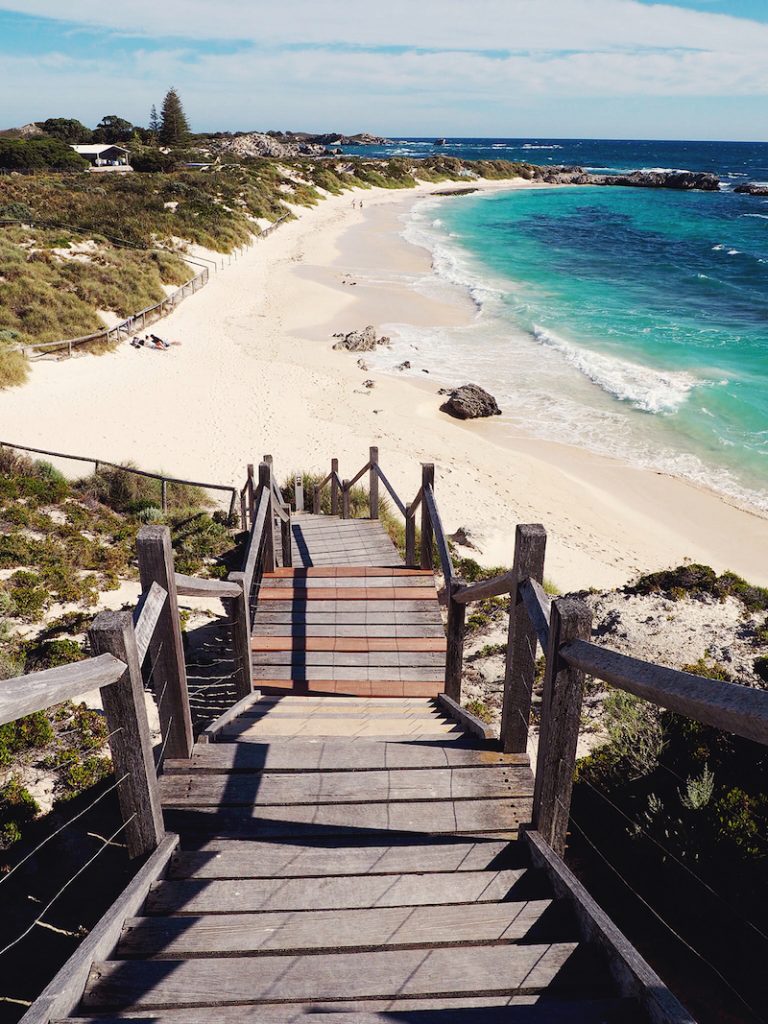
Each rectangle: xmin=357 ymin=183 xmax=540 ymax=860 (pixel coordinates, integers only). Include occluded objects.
xmin=531 ymin=325 xmax=699 ymax=414
xmin=741 ymin=213 xmax=768 ymax=220
xmin=522 ymin=144 xmax=562 ymax=150
xmin=727 ymin=249 xmax=741 ymax=255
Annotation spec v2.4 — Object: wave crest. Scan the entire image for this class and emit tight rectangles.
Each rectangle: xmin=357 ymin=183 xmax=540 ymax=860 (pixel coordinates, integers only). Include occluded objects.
xmin=532 ymin=325 xmax=699 ymax=414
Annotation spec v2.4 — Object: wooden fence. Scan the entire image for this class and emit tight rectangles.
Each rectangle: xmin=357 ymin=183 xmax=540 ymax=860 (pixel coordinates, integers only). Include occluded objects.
xmin=0 ymin=440 xmax=240 ymax=523
xmin=312 ymin=449 xmax=768 ymax=855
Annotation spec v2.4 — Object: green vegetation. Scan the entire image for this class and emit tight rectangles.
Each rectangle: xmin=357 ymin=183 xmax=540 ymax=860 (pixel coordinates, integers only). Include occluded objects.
xmin=464 ymin=698 xmax=494 ymax=724
xmin=626 ymin=563 xmax=768 ymax=612
xmin=0 ymin=776 xmax=39 ymax=851
xmin=159 ymin=88 xmax=191 ymax=147
xmin=0 ymin=137 xmax=88 ymax=171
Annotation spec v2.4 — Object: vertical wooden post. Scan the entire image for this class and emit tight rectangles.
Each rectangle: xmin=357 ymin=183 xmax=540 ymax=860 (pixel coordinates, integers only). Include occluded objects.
xmin=89 ymin=611 xmax=164 ymax=859
xmin=294 ymin=474 xmax=304 ymax=513
xmin=331 ymin=458 xmax=340 ymax=516
xmin=501 ymin=528 xmax=548 ymax=753
xmin=224 ymin=571 xmax=253 ymax=700
xmin=501 ymin=525 xmax=548 ymax=754
xmin=313 ymin=484 xmax=321 ymax=515
xmin=369 ymin=446 xmax=379 ymax=520
xmin=405 ymin=504 xmax=416 ymax=568
xmin=420 ymin=464 xmax=434 ymax=570
xmin=136 ymin=526 xmax=194 ymax=760
xmin=281 ymin=508 xmax=293 ymax=567
xmin=160 ymin=479 xmax=168 ymax=513
xmin=258 ymin=462 xmax=276 ymax=573
xmin=246 ymin=464 xmax=255 ymax=522
xmin=240 ymin=490 xmax=247 ymax=531
xmin=532 ymin=597 xmax=593 ymax=857
xmin=445 ymin=581 xmax=466 ymax=703
xmin=341 ymin=480 xmax=351 ymax=520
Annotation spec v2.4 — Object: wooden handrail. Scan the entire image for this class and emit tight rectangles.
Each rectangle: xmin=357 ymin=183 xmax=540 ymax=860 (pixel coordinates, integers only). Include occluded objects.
xmin=132 ymin=581 xmax=168 ymax=663
xmin=346 ymin=460 xmax=372 ymax=490
xmin=423 ymin=483 xmax=454 ymax=584
xmin=272 ymin=497 xmax=290 ymax=523
xmin=372 ymin=463 xmax=406 ymax=516
xmin=453 ymin=569 xmax=517 ymax=605
xmin=520 ymin=578 xmax=551 ymax=650
xmin=243 ymin=488 xmax=271 ymax=592
xmin=0 ymin=656 xmax=126 ymax=727
xmin=561 ymin=639 xmax=768 ymax=747
xmin=174 ymin=573 xmax=242 ymax=600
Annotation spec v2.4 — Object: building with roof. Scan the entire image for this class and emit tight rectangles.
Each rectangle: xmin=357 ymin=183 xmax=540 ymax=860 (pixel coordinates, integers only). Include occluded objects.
xmin=70 ymin=144 xmax=131 ymax=169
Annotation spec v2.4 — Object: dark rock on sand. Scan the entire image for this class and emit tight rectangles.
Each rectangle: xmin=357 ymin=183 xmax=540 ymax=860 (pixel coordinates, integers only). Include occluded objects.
xmin=440 ymin=384 xmax=502 ymax=420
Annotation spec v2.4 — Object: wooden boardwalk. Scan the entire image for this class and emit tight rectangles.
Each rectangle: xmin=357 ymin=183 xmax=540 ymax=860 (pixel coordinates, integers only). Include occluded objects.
xmin=254 ymin=514 xmax=447 ymax=697
xmin=63 ymin=696 xmax=645 ymax=1022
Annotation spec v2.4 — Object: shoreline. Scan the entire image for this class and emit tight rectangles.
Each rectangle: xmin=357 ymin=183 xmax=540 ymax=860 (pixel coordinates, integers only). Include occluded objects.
xmin=1 ymin=177 xmax=766 ymax=588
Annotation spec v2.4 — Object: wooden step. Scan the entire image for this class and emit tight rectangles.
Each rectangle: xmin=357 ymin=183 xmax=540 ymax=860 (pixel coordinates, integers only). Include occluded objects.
xmin=223 ymin=702 xmax=452 ymax=725
xmin=267 ymin=567 xmax=434 ymax=578
xmin=164 ymin=740 xmax=521 ymax=774
xmin=252 ymin=680 xmax=444 ymax=697
xmin=167 ymin=837 xmax=528 ymax=878
xmin=159 ymin=766 xmax=533 ymax=807
xmin=83 ymin=943 xmax=603 ymax=1010
xmin=257 ymin=588 xmax=438 ymax=602
xmin=260 ymin=576 xmax=437 ymax=589
xmin=161 ymin=797 xmax=530 ymax=837
xmin=60 ymin=998 xmax=644 ymax=1022
xmin=252 ymin=637 xmax=447 ymax=652
xmin=118 ymin=899 xmax=565 ymax=958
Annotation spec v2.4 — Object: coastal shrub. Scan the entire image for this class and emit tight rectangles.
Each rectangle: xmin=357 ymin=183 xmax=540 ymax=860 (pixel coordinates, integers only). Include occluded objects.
xmin=577 ymin=690 xmax=664 ymax=783
xmin=0 ymin=776 xmax=39 ymax=850
xmin=464 ymin=699 xmax=494 ymax=724
xmin=0 ymin=711 xmax=54 ymax=768
xmin=680 ymin=764 xmax=715 ymax=811
xmin=626 ymin=563 xmax=768 ymax=612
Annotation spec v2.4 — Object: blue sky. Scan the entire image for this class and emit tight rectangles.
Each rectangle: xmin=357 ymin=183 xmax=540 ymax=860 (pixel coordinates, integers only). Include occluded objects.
xmin=0 ymin=1 xmax=766 ymax=140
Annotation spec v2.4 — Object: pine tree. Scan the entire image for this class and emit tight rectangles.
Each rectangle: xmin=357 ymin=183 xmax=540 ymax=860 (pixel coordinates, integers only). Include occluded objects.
xmin=148 ymin=104 xmax=160 ymax=142
xmin=159 ymin=88 xmax=190 ymax=148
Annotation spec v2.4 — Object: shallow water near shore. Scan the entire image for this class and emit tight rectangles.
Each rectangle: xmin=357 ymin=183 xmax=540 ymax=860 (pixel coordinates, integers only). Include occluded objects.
xmin=373 ymin=183 xmax=768 ymax=512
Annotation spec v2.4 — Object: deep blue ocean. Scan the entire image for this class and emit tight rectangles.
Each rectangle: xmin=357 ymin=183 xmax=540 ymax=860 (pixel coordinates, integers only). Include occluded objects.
xmin=350 ymin=139 xmax=768 ymax=510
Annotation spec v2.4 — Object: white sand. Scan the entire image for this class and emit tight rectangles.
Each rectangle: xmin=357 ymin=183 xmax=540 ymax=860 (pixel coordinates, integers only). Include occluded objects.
xmin=3 ymin=178 xmax=767 ymax=590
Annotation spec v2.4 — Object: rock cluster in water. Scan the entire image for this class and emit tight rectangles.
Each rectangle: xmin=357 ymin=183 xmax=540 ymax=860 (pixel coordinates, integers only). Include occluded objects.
xmin=332 ymin=326 xmax=391 ymax=352
xmin=734 ymin=182 xmax=768 ymax=196
xmin=530 ymin=165 xmax=721 ymax=191
xmin=440 ymin=384 xmax=502 ymax=420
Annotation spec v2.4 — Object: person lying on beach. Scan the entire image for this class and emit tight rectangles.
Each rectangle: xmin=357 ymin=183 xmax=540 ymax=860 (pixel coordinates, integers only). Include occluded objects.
xmin=150 ymin=335 xmax=171 ymax=350
xmin=131 ymin=336 xmax=145 ymax=348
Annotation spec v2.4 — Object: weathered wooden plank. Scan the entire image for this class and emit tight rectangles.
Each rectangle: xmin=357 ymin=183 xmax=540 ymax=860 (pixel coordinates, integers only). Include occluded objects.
xmin=268 ymin=567 xmax=433 ymax=578
xmin=0 ymin=655 xmax=125 ymax=727
xmin=253 ymin=623 xmax=447 ymax=638
xmin=252 ymin=652 xmax=446 ymax=668
xmin=159 ymin=766 xmax=533 ymax=806
xmin=84 ymin=943 xmax=594 ymax=1010
xmin=563 ymin=637 xmax=768 ymax=747
xmin=250 ymin=666 xmax=446 ymax=682
xmin=17 ymin=835 xmax=179 ymax=1024
xmin=254 ymin=601 xmax=441 ymax=614
xmin=174 ymin=573 xmax=242 ymax=600
xmin=132 ymin=581 xmax=167 ymax=664
xmin=197 ymin=690 xmax=263 ymax=743
xmin=238 ymin=705 xmax=447 ymax=719
xmin=438 ymin=693 xmax=497 ymax=742
xmin=120 ymin=899 xmax=556 ymax=958
xmin=59 ymin=998 xmax=642 ymax=1023
xmin=254 ymin=682 xmax=446 ymax=699
xmin=145 ymin=867 xmax=534 ymax=914
xmin=260 ymin=577 xmax=436 ymax=589
xmin=164 ymin=741 xmax=520 ymax=775
xmin=257 ymin=588 xmax=438 ymax=602
xmin=162 ymin=797 xmax=531 ymax=837
xmin=251 ymin=637 xmax=447 ymax=652
xmin=167 ymin=837 xmax=525 ymax=879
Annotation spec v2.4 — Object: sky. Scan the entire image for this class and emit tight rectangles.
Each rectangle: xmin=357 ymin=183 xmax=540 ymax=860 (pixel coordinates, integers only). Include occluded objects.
xmin=0 ymin=1 xmax=767 ymax=140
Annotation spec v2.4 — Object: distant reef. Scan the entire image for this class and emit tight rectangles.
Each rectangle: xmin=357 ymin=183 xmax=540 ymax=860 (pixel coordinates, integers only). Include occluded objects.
xmin=531 ymin=165 xmax=721 ymax=191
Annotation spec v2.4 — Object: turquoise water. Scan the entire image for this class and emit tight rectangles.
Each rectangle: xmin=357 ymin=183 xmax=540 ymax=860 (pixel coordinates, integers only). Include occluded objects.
xmin=380 ymin=185 xmax=768 ymax=510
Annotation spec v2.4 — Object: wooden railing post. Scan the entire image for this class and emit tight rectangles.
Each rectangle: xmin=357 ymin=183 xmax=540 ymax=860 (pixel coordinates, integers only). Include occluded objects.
xmin=445 ymin=581 xmax=466 ymax=703
xmin=313 ymin=484 xmax=321 ymax=515
xmin=501 ymin=524 xmax=547 ymax=754
xmin=405 ymin=504 xmax=416 ymax=568
xmin=420 ymin=464 xmax=434 ymax=570
xmin=136 ymin=526 xmax=194 ymax=760
xmin=246 ymin=463 xmax=255 ymax=521
xmin=294 ymin=474 xmax=304 ymax=513
xmin=369 ymin=446 xmax=379 ymax=519
xmin=160 ymin=479 xmax=168 ymax=513
xmin=341 ymin=480 xmax=351 ymax=520
xmin=89 ymin=611 xmax=164 ymax=859
xmin=331 ymin=458 xmax=340 ymax=516
xmin=258 ymin=462 xmax=276 ymax=573
xmin=224 ymin=571 xmax=253 ymax=700
xmin=281 ymin=507 xmax=293 ymax=567
xmin=532 ymin=597 xmax=593 ymax=856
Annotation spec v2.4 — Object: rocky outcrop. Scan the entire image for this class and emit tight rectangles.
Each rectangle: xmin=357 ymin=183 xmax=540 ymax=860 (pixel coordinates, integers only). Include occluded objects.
xmin=734 ymin=182 xmax=768 ymax=196
xmin=332 ymin=326 xmax=391 ymax=352
xmin=268 ymin=131 xmax=390 ymax=147
xmin=530 ymin=165 xmax=721 ymax=192
xmin=216 ymin=133 xmax=327 ymax=159
xmin=440 ymin=384 xmax=502 ymax=420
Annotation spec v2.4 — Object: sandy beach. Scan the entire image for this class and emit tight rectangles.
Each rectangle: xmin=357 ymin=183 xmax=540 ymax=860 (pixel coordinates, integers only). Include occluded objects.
xmin=2 ymin=177 xmax=767 ymax=590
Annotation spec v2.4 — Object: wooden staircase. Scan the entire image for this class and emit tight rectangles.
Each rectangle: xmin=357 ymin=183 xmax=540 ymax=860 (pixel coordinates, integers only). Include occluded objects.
xmin=62 ymin=695 xmax=645 ymax=1022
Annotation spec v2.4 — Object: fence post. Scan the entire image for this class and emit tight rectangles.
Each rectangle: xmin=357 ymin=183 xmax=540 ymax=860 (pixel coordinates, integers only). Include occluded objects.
xmin=89 ymin=611 xmax=164 ymax=859
xmin=405 ymin=504 xmax=416 ymax=567
xmin=313 ymin=484 xmax=321 ymax=515
xmin=246 ymin=463 xmax=255 ymax=521
xmin=501 ymin=524 xmax=548 ymax=754
xmin=259 ymin=462 xmax=276 ymax=573
xmin=281 ymin=507 xmax=293 ymax=567
xmin=331 ymin=458 xmax=340 ymax=516
xmin=136 ymin=526 xmax=194 ymax=760
xmin=294 ymin=474 xmax=304 ymax=513
xmin=420 ymin=464 xmax=434 ymax=570
xmin=224 ymin=571 xmax=253 ymax=700
xmin=445 ymin=581 xmax=466 ymax=703
xmin=161 ymin=479 xmax=168 ymax=513
xmin=341 ymin=480 xmax=351 ymax=520
xmin=369 ymin=446 xmax=379 ymax=519
xmin=532 ymin=597 xmax=593 ymax=857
